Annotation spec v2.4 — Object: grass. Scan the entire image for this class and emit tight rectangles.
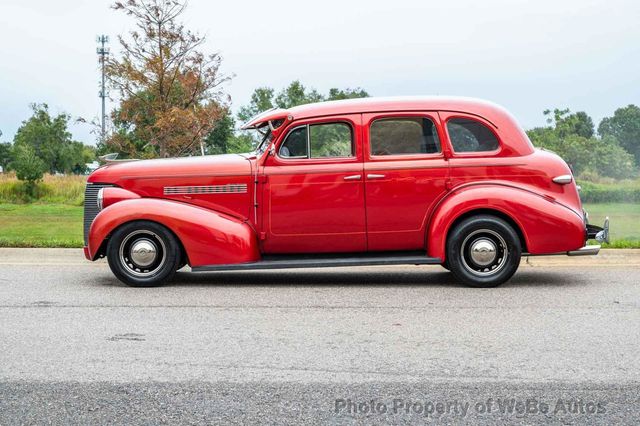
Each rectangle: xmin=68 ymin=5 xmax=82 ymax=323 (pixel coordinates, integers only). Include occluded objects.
xmin=0 ymin=173 xmax=86 ymax=205
xmin=0 ymin=204 xmax=83 ymax=248
xmin=582 ymin=203 xmax=640 ymax=248
xmin=0 ymin=202 xmax=638 ymax=249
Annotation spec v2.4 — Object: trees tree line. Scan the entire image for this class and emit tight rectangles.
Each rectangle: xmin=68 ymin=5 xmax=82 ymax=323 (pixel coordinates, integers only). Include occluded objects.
xmin=527 ymin=106 xmax=640 ymax=180
xmin=0 ymin=104 xmax=95 ymax=195
xmin=1 ymin=0 xmax=639 ymax=195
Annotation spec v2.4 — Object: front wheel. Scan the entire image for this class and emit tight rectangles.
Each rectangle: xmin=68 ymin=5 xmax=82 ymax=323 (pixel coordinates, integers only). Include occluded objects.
xmin=446 ymin=215 xmax=521 ymax=287
xmin=106 ymin=221 xmax=182 ymax=287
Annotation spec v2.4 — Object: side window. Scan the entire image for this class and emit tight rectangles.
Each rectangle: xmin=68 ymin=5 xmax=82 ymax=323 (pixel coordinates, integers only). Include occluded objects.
xmin=447 ymin=118 xmax=499 ymax=153
xmin=370 ymin=118 xmax=441 ymax=156
xmin=279 ymin=126 xmax=308 ymax=158
xmin=279 ymin=122 xmax=354 ymax=159
xmin=310 ymin=123 xmax=352 ymax=158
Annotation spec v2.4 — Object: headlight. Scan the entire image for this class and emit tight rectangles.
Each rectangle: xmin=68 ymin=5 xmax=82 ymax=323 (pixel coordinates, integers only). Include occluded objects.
xmin=97 ymin=188 xmax=104 ymax=210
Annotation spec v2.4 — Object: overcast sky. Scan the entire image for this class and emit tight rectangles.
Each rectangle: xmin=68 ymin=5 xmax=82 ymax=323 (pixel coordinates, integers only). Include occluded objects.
xmin=1 ymin=0 xmax=639 ymax=145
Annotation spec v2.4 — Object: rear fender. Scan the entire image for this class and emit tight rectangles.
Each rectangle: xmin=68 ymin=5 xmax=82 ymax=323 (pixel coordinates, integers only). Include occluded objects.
xmin=427 ymin=184 xmax=586 ymax=260
xmin=88 ymin=198 xmax=260 ymax=267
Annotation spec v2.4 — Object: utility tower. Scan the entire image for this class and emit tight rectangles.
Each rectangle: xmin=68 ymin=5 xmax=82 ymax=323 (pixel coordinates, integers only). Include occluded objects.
xmin=96 ymin=35 xmax=110 ymax=143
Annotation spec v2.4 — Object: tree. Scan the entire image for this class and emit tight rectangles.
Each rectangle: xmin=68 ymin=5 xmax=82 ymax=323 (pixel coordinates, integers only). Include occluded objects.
xmin=237 ymin=87 xmax=275 ymax=124
xmin=106 ymin=0 xmax=229 ymax=158
xmin=13 ymin=103 xmax=90 ymax=174
xmin=237 ymin=80 xmax=369 ymax=123
xmin=274 ymin=81 xmax=324 ymax=109
xmin=204 ymin=112 xmax=254 ymax=155
xmin=204 ymin=111 xmax=235 ymax=155
xmin=0 ymin=142 xmax=12 ymax=171
xmin=528 ymin=108 xmax=636 ymax=179
xmin=591 ymin=135 xmax=636 ymax=179
xmin=222 ymin=81 xmax=369 ymax=155
xmin=12 ymin=144 xmax=46 ymax=196
xmin=327 ymin=87 xmax=370 ymax=101
xmin=598 ymin=104 xmax=640 ymax=164
xmin=543 ymin=109 xmax=594 ymax=138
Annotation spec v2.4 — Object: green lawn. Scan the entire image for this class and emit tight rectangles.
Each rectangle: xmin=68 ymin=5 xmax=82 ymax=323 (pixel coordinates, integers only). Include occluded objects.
xmin=0 ymin=203 xmax=638 ymax=248
xmin=0 ymin=204 xmax=83 ymax=248
xmin=583 ymin=203 xmax=640 ymax=248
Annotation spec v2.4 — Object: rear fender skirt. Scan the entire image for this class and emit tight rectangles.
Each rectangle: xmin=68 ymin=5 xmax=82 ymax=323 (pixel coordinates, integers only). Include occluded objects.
xmin=427 ymin=185 xmax=586 ymax=260
xmin=87 ymin=198 xmax=259 ymax=267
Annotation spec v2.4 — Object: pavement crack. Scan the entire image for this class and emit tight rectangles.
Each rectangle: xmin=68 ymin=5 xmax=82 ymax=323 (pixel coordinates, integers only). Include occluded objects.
xmin=30 ymin=301 xmax=57 ymax=307
xmin=107 ymin=333 xmax=146 ymax=342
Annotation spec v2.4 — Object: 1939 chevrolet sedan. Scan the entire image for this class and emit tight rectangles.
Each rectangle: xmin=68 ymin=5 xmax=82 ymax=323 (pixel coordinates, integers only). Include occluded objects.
xmin=84 ymin=97 xmax=609 ymax=287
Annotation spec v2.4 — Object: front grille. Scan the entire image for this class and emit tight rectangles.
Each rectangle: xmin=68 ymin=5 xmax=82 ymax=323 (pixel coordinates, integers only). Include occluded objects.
xmin=83 ymin=183 xmax=111 ymax=245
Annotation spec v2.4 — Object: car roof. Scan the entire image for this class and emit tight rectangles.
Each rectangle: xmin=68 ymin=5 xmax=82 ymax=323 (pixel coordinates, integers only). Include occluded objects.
xmin=242 ymin=96 xmax=535 ymax=156
xmin=242 ymin=96 xmax=514 ymax=129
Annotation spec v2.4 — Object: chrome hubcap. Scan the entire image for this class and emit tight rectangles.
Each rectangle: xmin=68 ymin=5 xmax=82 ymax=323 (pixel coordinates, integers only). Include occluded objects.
xmin=119 ymin=231 xmax=166 ymax=277
xmin=470 ymin=239 xmax=497 ymax=266
xmin=461 ymin=229 xmax=509 ymax=276
xmin=130 ymin=239 xmax=157 ymax=267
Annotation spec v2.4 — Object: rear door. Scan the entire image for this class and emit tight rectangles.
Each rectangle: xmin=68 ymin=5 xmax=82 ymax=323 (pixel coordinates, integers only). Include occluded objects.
xmin=363 ymin=112 xmax=449 ymax=251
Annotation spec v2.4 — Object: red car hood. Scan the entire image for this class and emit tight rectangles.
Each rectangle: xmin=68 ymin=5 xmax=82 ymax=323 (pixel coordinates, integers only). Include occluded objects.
xmin=88 ymin=154 xmax=253 ymax=185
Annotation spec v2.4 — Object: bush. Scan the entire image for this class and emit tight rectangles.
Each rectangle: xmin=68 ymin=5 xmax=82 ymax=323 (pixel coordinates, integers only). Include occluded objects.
xmin=578 ymin=180 xmax=640 ymax=203
xmin=12 ymin=145 xmax=46 ymax=198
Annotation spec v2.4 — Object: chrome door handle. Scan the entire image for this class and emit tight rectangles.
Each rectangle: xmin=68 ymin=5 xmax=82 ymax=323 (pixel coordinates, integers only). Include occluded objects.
xmin=367 ymin=174 xmax=385 ymax=179
xmin=343 ymin=174 xmax=362 ymax=181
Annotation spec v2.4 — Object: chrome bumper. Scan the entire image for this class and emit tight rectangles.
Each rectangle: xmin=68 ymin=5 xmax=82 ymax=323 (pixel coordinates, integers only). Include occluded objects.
xmin=586 ymin=216 xmax=610 ymax=244
xmin=567 ymin=245 xmax=601 ymax=256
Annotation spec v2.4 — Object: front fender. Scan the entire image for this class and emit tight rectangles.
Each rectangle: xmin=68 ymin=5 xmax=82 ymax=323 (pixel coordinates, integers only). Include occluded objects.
xmin=88 ymin=198 xmax=260 ymax=267
xmin=427 ymin=184 xmax=586 ymax=260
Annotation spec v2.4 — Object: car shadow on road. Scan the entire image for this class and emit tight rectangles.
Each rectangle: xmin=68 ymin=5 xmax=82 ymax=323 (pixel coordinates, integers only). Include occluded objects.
xmin=162 ymin=268 xmax=582 ymax=289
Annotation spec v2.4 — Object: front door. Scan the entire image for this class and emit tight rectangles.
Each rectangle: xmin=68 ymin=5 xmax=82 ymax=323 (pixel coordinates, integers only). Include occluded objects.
xmin=261 ymin=114 xmax=366 ymax=253
xmin=362 ymin=112 xmax=449 ymax=251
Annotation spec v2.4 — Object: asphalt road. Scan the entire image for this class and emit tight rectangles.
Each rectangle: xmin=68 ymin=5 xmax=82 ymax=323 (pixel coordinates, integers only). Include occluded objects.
xmin=0 ymin=248 xmax=639 ymax=424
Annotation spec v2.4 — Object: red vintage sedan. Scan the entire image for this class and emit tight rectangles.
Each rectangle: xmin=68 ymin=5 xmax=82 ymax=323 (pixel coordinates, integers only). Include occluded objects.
xmin=84 ymin=97 xmax=608 ymax=287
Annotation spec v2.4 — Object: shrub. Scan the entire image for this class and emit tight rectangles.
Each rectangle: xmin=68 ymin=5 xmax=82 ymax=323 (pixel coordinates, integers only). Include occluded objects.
xmin=11 ymin=145 xmax=46 ymax=198
xmin=578 ymin=180 xmax=640 ymax=203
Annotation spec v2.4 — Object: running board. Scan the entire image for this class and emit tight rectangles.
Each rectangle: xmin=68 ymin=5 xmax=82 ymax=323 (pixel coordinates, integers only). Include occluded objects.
xmin=192 ymin=252 xmax=442 ymax=272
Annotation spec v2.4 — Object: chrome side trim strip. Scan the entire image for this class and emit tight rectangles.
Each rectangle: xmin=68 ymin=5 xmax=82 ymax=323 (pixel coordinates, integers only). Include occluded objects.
xmin=163 ymin=184 xmax=247 ymax=195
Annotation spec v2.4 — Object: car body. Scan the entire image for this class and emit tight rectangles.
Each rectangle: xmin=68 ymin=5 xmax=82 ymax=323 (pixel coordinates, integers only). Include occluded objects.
xmin=84 ymin=96 xmax=609 ymax=287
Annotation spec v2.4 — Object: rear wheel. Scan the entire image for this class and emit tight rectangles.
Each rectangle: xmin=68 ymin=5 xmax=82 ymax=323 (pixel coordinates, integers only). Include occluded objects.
xmin=106 ymin=221 xmax=181 ymax=287
xmin=446 ymin=215 xmax=521 ymax=287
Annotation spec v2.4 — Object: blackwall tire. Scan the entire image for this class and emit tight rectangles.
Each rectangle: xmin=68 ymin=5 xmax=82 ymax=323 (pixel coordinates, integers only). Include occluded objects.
xmin=446 ymin=215 xmax=521 ymax=288
xmin=106 ymin=221 xmax=181 ymax=287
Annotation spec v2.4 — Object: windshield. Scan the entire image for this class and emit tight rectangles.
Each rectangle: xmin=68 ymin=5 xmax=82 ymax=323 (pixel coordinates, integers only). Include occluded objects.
xmin=252 ymin=124 xmax=273 ymax=157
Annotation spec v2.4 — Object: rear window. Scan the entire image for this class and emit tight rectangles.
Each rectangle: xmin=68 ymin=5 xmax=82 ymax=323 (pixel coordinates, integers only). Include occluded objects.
xmin=447 ymin=118 xmax=499 ymax=153
xmin=370 ymin=118 xmax=441 ymax=156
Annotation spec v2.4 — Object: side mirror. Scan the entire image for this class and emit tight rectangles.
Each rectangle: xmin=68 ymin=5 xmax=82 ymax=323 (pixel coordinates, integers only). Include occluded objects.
xmin=269 ymin=145 xmax=276 ymax=157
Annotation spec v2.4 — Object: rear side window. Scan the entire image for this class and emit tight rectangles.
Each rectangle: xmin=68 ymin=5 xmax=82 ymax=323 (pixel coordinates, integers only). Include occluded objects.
xmin=370 ymin=118 xmax=441 ymax=156
xmin=447 ymin=118 xmax=499 ymax=153
xmin=279 ymin=123 xmax=353 ymax=159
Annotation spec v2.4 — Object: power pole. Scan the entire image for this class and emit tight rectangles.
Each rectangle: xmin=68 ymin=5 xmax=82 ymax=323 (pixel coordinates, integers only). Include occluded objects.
xmin=96 ymin=35 xmax=110 ymax=143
